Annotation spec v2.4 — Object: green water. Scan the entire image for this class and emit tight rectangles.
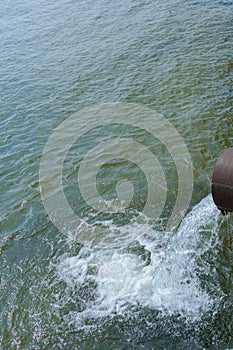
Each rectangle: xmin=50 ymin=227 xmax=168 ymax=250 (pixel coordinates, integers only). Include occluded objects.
xmin=0 ymin=0 xmax=233 ymax=349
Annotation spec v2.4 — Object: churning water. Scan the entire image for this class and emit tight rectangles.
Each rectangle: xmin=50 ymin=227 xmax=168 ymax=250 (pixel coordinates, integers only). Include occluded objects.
xmin=0 ymin=0 xmax=233 ymax=349
xmin=57 ymin=195 xmax=220 ymax=325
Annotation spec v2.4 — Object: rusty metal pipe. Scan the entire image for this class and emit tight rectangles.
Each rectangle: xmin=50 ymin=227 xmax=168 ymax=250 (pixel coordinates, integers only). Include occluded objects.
xmin=212 ymin=147 xmax=233 ymax=215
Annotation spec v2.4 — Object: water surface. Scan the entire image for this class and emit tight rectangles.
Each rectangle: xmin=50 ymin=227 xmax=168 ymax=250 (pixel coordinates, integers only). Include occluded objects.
xmin=0 ymin=0 xmax=233 ymax=349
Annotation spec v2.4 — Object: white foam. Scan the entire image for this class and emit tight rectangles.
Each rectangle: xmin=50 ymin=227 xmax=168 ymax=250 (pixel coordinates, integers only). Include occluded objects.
xmin=56 ymin=194 xmax=221 ymax=328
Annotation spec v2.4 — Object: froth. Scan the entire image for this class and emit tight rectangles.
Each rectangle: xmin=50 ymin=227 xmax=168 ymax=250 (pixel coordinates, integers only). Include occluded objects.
xmin=56 ymin=195 xmax=221 ymax=329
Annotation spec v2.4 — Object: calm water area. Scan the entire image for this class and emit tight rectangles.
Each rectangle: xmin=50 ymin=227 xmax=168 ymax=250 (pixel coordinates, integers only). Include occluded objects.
xmin=0 ymin=0 xmax=233 ymax=349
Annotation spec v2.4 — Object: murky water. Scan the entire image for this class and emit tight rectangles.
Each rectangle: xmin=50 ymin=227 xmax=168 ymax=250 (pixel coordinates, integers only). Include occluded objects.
xmin=0 ymin=0 xmax=233 ymax=349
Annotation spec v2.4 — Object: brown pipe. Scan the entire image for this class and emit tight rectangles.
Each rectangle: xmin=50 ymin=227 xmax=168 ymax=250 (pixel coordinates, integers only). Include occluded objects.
xmin=212 ymin=147 xmax=233 ymax=215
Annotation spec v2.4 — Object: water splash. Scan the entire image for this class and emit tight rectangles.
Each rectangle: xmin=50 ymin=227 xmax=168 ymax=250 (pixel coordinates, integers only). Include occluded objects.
xmin=56 ymin=194 xmax=221 ymax=329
